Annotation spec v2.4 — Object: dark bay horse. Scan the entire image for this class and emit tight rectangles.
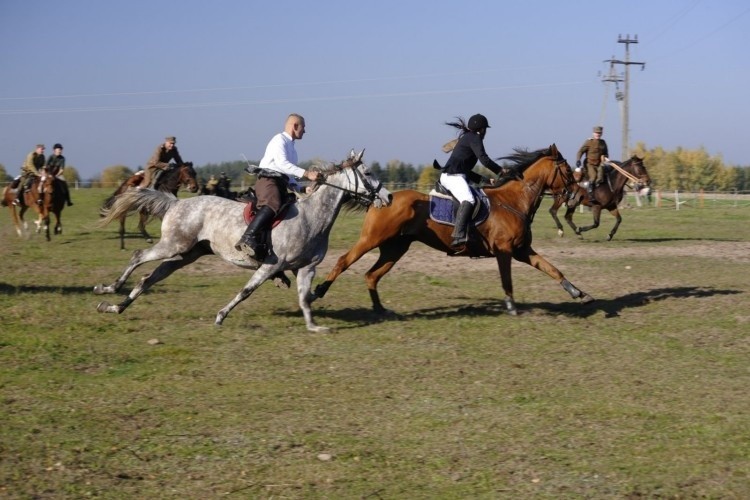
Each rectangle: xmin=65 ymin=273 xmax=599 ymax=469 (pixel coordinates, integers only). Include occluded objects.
xmin=94 ymin=150 xmax=393 ymax=331
xmin=101 ymin=162 xmax=199 ymax=249
xmin=1 ymin=173 xmax=64 ymax=241
xmin=313 ymin=144 xmax=594 ymax=316
xmin=548 ymin=156 xmax=651 ymax=241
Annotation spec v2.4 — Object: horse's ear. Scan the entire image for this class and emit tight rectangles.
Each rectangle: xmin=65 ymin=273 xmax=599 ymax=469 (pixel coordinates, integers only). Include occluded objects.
xmin=549 ymin=143 xmax=558 ymax=156
xmin=348 ymin=148 xmax=356 ymax=159
xmin=355 ymin=148 xmax=365 ymax=163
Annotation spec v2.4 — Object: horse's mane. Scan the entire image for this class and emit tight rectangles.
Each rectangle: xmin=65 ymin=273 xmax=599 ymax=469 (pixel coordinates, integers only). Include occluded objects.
xmin=307 ymin=160 xmax=368 ymax=213
xmin=498 ymin=147 xmax=553 ymax=173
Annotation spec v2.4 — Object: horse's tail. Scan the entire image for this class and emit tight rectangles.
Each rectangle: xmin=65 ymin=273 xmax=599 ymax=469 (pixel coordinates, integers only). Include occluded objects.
xmin=98 ymin=189 xmax=178 ymax=227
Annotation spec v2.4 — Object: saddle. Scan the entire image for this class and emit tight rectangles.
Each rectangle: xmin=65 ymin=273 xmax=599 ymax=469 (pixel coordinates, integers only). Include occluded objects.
xmin=428 ymin=182 xmax=490 ymax=227
xmin=240 ymin=190 xmax=296 ymax=226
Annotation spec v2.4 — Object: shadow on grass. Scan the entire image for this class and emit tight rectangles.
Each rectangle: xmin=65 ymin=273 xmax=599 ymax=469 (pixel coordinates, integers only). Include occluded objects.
xmin=620 ymin=237 xmax=743 ymax=243
xmin=0 ymin=282 xmax=95 ymax=295
xmin=305 ymin=286 xmax=743 ymax=328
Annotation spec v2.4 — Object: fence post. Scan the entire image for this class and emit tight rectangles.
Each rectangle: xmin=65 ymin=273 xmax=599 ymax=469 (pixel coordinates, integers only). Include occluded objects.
xmin=675 ymin=190 xmax=680 ymax=210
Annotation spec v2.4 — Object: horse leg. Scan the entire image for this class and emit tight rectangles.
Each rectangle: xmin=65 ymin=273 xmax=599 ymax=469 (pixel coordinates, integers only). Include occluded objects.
xmin=564 ymin=206 xmax=580 ymax=236
xmin=118 ymin=216 xmax=127 ymax=251
xmin=512 ymin=246 xmax=594 ymax=304
xmin=606 ymin=208 xmax=622 ymax=241
xmin=295 ymin=265 xmax=328 ymax=332
xmin=548 ymin=199 xmax=565 ymax=237
xmin=54 ymin=212 xmax=62 ymax=235
xmin=214 ymin=265 xmax=279 ymax=326
xmin=495 ymin=252 xmax=518 ymax=315
xmin=363 ymin=238 xmax=413 ymax=315
xmin=10 ymin=205 xmax=23 ymax=237
xmin=313 ymin=234 xmax=382 ymax=301
xmin=139 ymin=211 xmax=153 ymax=244
xmin=575 ymin=205 xmax=602 ymax=235
xmin=94 ymin=239 xmax=189 ymax=295
xmin=97 ymin=246 xmax=207 ymax=314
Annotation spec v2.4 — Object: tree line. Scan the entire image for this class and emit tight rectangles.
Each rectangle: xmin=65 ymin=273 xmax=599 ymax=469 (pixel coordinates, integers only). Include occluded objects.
xmin=1 ymin=144 xmax=748 ymax=191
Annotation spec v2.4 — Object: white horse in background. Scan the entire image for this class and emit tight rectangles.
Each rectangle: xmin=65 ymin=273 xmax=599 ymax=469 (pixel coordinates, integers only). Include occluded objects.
xmin=94 ymin=149 xmax=392 ymax=331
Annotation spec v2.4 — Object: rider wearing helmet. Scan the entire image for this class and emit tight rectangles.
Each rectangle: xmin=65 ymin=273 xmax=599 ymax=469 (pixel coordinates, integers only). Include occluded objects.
xmin=440 ymin=114 xmax=505 ymax=249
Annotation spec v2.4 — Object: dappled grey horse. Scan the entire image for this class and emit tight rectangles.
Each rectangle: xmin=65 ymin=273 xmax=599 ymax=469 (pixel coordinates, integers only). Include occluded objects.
xmin=94 ymin=150 xmax=392 ymax=331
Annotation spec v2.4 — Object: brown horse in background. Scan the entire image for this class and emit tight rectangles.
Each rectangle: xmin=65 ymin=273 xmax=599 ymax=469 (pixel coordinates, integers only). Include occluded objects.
xmin=1 ymin=173 xmax=64 ymax=241
xmin=548 ymin=156 xmax=651 ymax=241
xmin=101 ymin=162 xmax=199 ymax=249
xmin=313 ymin=145 xmax=594 ymax=316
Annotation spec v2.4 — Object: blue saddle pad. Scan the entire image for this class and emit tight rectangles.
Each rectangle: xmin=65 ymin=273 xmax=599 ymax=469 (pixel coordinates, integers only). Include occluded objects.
xmin=429 ymin=187 xmax=490 ymax=226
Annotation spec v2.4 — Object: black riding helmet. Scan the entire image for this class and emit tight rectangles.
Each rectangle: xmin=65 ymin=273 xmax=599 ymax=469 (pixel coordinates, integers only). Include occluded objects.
xmin=467 ymin=114 xmax=490 ymax=131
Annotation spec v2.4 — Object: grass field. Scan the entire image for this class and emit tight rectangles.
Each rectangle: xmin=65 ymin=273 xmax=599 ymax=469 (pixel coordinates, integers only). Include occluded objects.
xmin=1 ymin=188 xmax=749 ymax=498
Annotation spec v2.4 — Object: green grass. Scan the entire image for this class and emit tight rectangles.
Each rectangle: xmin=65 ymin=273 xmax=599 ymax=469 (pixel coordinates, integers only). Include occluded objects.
xmin=1 ymin=189 xmax=749 ymax=498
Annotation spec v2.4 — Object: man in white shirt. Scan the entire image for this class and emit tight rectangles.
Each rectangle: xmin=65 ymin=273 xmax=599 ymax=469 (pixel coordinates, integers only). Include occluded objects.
xmin=235 ymin=113 xmax=320 ymax=259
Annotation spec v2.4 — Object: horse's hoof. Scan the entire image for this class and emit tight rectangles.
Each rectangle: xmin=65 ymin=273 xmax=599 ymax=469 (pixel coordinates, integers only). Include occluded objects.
xmin=606 ymin=235 xmax=614 ymax=241
xmin=557 ymin=229 xmax=564 ymax=237
xmin=93 ymin=285 xmax=105 ymax=295
xmin=581 ymin=294 xmax=595 ymax=304
xmin=307 ymin=325 xmax=330 ymax=333
xmin=215 ymin=311 xmax=227 ymax=325
xmin=96 ymin=301 xmax=113 ymax=313
xmin=146 ymin=238 xmax=153 ymax=244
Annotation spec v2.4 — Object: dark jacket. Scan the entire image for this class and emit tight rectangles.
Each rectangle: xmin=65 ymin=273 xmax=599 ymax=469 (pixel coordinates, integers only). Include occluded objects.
xmin=46 ymin=154 xmax=66 ymax=176
xmin=443 ymin=132 xmax=501 ymax=182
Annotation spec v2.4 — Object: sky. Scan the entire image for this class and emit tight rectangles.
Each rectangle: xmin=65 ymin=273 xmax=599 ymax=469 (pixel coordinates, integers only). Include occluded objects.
xmin=1 ymin=0 xmax=748 ymax=180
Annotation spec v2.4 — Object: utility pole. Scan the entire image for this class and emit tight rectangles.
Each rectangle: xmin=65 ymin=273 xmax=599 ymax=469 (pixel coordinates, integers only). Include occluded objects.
xmin=603 ymin=34 xmax=645 ymax=160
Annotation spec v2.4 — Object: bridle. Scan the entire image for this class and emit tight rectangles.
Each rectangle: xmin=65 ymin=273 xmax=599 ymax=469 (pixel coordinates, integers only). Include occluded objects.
xmin=500 ymin=154 xmax=576 ymax=224
xmin=540 ymin=155 xmax=576 ymax=202
xmin=316 ymin=162 xmax=384 ymax=206
xmin=606 ymin=158 xmax=650 ymax=191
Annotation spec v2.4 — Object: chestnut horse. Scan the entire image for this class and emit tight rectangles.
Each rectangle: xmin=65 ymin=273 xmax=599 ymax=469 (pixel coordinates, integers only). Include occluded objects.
xmin=101 ymin=162 xmax=199 ymax=249
xmin=548 ymin=156 xmax=651 ymax=241
xmin=1 ymin=173 xmax=64 ymax=241
xmin=313 ymin=145 xmax=594 ymax=316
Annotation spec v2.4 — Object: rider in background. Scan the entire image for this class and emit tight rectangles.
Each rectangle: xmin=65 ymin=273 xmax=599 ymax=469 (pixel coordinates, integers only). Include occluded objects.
xmin=46 ymin=143 xmax=73 ymax=206
xmin=576 ymin=125 xmax=609 ymax=199
xmin=13 ymin=144 xmax=46 ymax=206
xmin=142 ymin=136 xmax=184 ymax=189
xmin=234 ymin=113 xmax=319 ymax=260
xmin=440 ymin=114 xmax=505 ymax=249
xmin=218 ymin=171 xmax=231 ymax=196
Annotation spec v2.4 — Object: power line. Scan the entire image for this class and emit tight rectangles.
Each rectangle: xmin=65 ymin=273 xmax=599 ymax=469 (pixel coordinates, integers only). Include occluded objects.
xmin=0 ymin=81 xmax=589 ymax=116
xmin=0 ymin=63 xmax=593 ymax=102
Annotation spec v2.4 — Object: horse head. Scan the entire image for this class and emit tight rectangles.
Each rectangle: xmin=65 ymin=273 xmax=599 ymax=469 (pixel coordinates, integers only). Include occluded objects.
xmin=627 ymin=155 xmax=651 ymax=188
xmin=177 ymin=162 xmax=200 ymax=193
xmin=609 ymin=156 xmax=651 ymax=194
xmin=501 ymin=144 xmax=575 ymax=200
xmin=315 ymin=149 xmax=392 ymax=209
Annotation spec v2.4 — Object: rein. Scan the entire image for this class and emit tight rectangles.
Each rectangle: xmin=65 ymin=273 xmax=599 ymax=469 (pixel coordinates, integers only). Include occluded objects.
xmin=316 ymin=164 xmax=382 ymax=206
xmin=497 ymin=157 xmax=573 ymax=225
xmin=605 ymin=160 xmax=641 ymax=185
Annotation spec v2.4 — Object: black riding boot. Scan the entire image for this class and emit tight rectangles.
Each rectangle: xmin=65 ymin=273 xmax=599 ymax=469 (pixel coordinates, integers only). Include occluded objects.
xmin=64 ymin=182 xmax=73 ymax=206
xmin=450 ymin=201 xmax=473 ymax=248
xmin=235 ymin=205 xmax=276 ymax=259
